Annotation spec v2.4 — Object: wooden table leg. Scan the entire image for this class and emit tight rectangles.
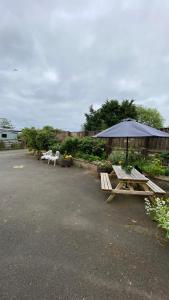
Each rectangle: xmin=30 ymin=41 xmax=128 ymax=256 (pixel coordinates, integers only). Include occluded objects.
xmin=106 ymin=182 xmax=125 ymax=203
xmin=109 ymin=170 xmax=115 ymax=180
xmin=139 ymin=183 xmax=154 ymax=202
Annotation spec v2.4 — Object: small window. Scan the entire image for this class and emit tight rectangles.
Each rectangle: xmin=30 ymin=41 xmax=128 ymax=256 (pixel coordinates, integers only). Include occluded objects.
xmin=2 ymin=134 xmax=7 ymax=138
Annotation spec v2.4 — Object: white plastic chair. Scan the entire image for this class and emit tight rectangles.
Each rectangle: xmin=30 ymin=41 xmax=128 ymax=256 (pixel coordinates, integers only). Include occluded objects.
xmin=48 ymin=151 xmax=60 ymax=166
xmin=41 ymin=150 xmax=52 ymax=160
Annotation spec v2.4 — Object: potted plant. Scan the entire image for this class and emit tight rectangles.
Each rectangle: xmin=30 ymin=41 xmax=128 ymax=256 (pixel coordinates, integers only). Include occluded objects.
xmin=97 ymin=161 xmax=113 ymax=174
xmin=60 ymin=153 xmax=73 ymax=167
xmin=122 ymin=163 xmax=133 ymax=174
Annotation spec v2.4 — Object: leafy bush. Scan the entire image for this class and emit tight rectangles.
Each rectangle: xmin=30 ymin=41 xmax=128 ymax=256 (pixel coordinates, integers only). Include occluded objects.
xmin=35 ymin=131 xmax=49 ymax=151
xmin=121 ymin=163 xmax=133 ymax=174
xmin=59 ymin=136 xmax=106 ymax=160
xmin=20 ymin=127 xmax=37 ymax=151
xmin=21 ymin=126 xmax=55 ymax=152
xmin=145 ymin=197 xmax=169 ymax=239
xmin=96 ymin=160 xmax=113 ymax=173
xmin=108 ymin=149 xmax=146 ymax=169
xmin=60 ymin=137 xmax=80 ymax=155
xmin=75 ymin=152 xmax=101 ymax=162
xmin=160 ymin=152 xmax=169 ymax=164
xmin=36 ymin=127 xmax=56 ymax=151
xmin=50 ymin=143 xmax=61 ymax=154
xmin=78 ymin=137 xmax=106 ymax=159
xmin=108 ymin=149 xmax=166 ymax=176
xmin=164 ymin=168 xmax=169 ymax=176
xmin=108 ymin=149 xmax=125 ymax=164
xmin=142 ymin=158 xmax=164 ymax=176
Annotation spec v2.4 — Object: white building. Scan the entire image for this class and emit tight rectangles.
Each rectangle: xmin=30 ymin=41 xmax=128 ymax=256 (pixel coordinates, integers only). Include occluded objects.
xmin=0 ymin=128 xmax=20 ymax=149
xmin=0 ymin=128 xmax=19 ymax=141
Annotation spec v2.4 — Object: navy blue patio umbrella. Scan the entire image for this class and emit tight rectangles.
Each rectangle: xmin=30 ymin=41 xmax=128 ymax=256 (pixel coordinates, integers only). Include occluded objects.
xmin=94 ymin=118 xmax=169 ymax=164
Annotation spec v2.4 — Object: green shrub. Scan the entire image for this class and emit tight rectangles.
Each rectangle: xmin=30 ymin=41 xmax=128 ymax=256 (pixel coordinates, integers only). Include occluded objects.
xmin=78 ymin=137 xmax=106 ymax=159
xmin=145 ymin=197 xmax=169 ymax=239
xmin=60 ymin=137 xmax=80 ymax=155
xmin=75 ymin=152 xmax=101 ymax=162
xmin=96 ymin=160 xmax=113 ymax=173
xmin=142 ymin=158 xmax=164 ymax=176
xmin=50 ymin=143 xmax=61 ymax=154
xmin=21 ymin=126 xmax=55 ymax=152
xmin=108 ymin=149 xmax=125 ymax=164
xmin=164 ymin=168 xmax=169 ymax=176
xmin=108 ymin=149 xmax=146 ymax=169
xmin=160 ymin=152 xmax=169 ymax=160
xmin=160 ymin=152 xmax=169 ymax=164
xmin=59 ymin=136 xmax=106 ymax=159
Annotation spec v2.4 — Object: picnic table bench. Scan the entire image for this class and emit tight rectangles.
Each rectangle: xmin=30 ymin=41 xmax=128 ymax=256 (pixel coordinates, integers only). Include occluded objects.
xmin=101 ymin=173 xmax=112 ymax=191
xmin=100 ymin=165 xmax=165 ymax=202
xmin=146 ymin=180 xmax=165 ymax=195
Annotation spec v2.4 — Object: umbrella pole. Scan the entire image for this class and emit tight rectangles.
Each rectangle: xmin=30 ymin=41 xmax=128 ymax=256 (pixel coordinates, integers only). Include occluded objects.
xmin=126 ymin=137 xmax=129 ymax=165
xmin=125 ymin=137 xmax=129 ymax=189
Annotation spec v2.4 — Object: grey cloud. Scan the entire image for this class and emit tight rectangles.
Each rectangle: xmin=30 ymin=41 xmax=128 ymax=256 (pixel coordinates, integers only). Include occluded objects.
xmin=0 ymin=0 xmax=169 ymax=130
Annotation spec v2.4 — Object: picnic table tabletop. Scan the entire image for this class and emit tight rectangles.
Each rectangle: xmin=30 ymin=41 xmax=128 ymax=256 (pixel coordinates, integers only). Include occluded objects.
xmin=112 ymin=165 xmax=149 ymax=182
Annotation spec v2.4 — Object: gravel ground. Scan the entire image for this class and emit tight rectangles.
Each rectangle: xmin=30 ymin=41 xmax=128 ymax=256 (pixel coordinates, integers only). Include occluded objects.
xmin=0 ymin=150 xmax=169 ymax=300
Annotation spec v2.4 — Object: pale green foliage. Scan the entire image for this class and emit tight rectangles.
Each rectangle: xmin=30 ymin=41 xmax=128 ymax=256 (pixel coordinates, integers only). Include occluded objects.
xmin=145 ymin=197 xmax=169 ymax=239
xmin=21 ymin=126 xmax=56 ymax=151
xmin=142 ymin=158 xmax=164 ymax=176
xmin=108 ymin=149 xmax=144 ymax=167
xmin=136 ymin=105 xmax=164 ymax=128
xmin=21 ymin=127 xmax=37 ymax=150
xmin=108 ymin=149 xmax=125 ymax=164
xmin=60 ymin=137 xmax=106 ymax=160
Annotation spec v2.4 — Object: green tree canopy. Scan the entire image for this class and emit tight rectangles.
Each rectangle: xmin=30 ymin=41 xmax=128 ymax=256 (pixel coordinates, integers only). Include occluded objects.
xmin=83 ymin=99 xmax=164 ymax=131
xmin=21 ymin=126 xmax=56 ymax=152
xmin=136 ymin=106 xmax=164 ymax=128
xmin=21 ymin=127 xmax=37 ymax=150
xmin=83 ymin=99 xmax=137 ymax=131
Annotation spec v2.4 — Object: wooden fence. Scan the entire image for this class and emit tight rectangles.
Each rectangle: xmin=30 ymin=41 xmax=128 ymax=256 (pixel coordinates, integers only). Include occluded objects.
xmin=56 ymin=128 xmax=169 ymax=153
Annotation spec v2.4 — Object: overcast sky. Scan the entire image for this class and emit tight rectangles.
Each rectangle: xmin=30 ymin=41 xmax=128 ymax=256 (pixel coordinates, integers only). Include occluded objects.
xmin=0 ymin=0 xmax=169 ymax=130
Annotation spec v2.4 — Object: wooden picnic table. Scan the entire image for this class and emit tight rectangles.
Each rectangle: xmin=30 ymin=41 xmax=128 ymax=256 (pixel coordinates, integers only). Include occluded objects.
xmin=101 ymin=165 xmax=166 ymax=202
xmin=112 ymin=165 xmax=149 ymax=183
xmin=106 ymin=165 xmax=154 ymax=202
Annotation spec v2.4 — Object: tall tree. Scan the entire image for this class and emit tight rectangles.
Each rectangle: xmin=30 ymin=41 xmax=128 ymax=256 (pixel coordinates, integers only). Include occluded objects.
xmin=136 ymin=106 xmax=164 ymax=128
xmin=84 ymin=105 xmax=102 ymax=131
xmin=83 ymin=99 xmax=137 ymax=131
xmin=119 ymin=99 xmax=136 ymax=120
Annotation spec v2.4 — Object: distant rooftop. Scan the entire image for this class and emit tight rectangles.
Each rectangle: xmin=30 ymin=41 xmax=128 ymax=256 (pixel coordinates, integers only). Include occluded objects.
xmin=0 ymin=128 xmax=20 ymax=132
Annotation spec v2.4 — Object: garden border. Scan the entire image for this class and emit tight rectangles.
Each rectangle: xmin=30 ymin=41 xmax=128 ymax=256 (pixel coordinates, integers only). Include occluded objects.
xmin=73 ymin=158 xmax=98 ymax=174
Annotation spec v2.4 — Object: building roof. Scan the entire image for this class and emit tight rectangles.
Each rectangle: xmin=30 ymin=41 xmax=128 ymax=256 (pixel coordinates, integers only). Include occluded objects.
xmin=0 ymin=128 xmax=20 ymax=133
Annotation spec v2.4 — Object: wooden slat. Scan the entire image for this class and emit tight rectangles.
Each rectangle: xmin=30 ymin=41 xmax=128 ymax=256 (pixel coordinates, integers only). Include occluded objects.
xmin=111 ymin=189 xmax=154 ymax=196
xmin=101 ymin=173 xmax=112 ymax=191
xmin=113 ymin=165 xmax=148 ymax=182
xmin=101 ymin=173 xmax=106 ymax=190
xmin=147 ymin=180 xmax=166 ymax=194
xmin=105 ymin=174 xmax=111 ymax=190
